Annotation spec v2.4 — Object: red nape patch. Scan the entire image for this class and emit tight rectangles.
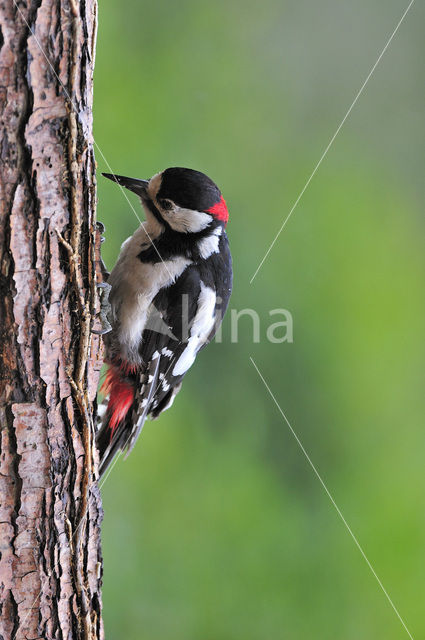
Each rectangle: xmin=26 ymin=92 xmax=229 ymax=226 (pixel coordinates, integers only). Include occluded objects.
xmin=207 ymin=195 xmax=229 ymax=225
xmin=101 ymin=366 xmax=134 ymax=434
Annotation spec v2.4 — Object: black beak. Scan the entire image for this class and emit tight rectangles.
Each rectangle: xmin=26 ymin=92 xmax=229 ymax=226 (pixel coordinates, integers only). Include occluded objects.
xmin=102 ymin=173 xmax=149 ymax=197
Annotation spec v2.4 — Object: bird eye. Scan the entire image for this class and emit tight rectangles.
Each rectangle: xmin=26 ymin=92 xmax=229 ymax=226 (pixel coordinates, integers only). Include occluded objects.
xmin=160 ymin=199 xmax=173 ymax=211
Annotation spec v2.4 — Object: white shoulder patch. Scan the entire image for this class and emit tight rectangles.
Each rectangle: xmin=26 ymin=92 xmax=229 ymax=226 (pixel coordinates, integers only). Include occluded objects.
xmin=197 ymin=226 xmax=222 ymax=259
xmin=172 ymin=283 xmax=216 ymax=377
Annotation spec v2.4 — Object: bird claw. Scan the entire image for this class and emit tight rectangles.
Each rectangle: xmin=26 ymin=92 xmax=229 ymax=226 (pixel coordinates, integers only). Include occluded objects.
xmin=92 ymin=281 xmax=113 ymax=335
xmin=96 ymin=221 xmax=106 ymax=243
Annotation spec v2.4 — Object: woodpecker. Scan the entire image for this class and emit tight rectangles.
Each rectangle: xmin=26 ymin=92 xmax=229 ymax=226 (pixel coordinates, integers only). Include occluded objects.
xmin=96 ymin=167 xmax=232 ymax=476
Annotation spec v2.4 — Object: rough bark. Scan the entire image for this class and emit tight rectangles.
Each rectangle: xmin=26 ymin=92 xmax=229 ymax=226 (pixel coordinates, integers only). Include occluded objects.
xmin=0 ymin=0 xmax=104 ymax=637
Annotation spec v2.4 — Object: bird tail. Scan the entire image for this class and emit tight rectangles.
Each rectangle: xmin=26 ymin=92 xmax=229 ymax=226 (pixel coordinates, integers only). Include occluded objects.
xmin=96 ymin=361 xmax=136 ymax=477
xmin=96 ymin=356 xmax=160 ymax=478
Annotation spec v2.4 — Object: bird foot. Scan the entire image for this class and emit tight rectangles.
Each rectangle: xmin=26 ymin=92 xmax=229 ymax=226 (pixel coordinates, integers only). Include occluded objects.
xmin=93 ymin=281 xmax=112 ymax=335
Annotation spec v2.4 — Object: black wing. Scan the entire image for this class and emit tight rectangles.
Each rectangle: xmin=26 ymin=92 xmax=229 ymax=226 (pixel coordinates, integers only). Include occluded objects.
xmin=143 ymin=232 xmax=232 ymax=420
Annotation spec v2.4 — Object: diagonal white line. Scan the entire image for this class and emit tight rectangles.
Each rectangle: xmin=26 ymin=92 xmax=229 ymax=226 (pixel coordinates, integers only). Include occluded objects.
xmin=12 ymin=0 xmax=173 ymax=279
xmin=250 ymin=356 xmax=414 ymax=640
xmin=249 ymin=0 xmax=416 ymax=284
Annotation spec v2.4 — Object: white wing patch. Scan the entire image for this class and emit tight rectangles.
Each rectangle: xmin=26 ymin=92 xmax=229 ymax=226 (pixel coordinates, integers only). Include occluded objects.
xmin=172 ymin=283 xmax=216 ymax=377
xmin=159 ymin=373 xmax=170 ymax=392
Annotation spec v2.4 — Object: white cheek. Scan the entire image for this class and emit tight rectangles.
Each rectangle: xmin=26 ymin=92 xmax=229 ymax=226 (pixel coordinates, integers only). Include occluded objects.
xmin=163 ymin=207 xmax=213 ymax=233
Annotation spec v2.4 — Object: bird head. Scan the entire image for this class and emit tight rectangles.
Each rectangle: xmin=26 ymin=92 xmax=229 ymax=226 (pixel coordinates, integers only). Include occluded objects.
xmin=102 ymin=167 xmax=229 ymax=233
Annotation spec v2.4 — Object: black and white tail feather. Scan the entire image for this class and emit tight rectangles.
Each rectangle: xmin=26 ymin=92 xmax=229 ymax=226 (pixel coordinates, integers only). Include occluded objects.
xmin=97 ymin=356 xmax=162 ymax=477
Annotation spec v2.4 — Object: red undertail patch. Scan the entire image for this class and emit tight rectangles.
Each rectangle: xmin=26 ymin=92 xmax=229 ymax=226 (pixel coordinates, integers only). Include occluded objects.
xmin=101 ymin=365 xmax=135 ymax=434
xmin=207 ymin=195 xmax=229 ymax=225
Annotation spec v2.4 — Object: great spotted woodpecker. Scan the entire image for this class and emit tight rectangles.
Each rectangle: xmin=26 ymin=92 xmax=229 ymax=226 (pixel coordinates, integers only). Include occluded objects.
xmin=96 ymin=167 xmax=232 ymax=475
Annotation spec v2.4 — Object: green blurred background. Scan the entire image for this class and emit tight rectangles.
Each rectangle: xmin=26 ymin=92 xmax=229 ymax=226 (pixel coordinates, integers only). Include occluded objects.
xmin=93 ymin=1 xmax=425 ymax=638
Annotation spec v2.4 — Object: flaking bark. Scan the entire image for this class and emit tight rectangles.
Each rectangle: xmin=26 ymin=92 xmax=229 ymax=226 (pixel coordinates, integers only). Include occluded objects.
xmin=0 ymin=0 xmax=104 ymax=637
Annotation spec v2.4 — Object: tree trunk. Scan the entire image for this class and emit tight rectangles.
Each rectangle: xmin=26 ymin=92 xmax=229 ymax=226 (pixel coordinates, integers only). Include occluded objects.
xmin=0 ymin=0 xmax=104 ymax=637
